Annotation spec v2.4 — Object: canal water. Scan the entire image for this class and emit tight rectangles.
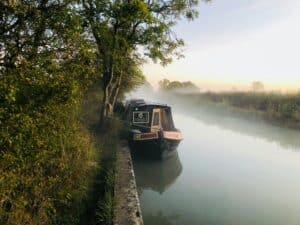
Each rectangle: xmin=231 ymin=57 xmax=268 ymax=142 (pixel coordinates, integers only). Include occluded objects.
xmin=132 ymin=103 xmax=300 ymax=225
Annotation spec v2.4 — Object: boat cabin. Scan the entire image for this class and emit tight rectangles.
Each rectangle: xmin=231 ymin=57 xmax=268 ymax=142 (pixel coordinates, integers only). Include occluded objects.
xmin=124 ymin=99 xmax=176 ymax=133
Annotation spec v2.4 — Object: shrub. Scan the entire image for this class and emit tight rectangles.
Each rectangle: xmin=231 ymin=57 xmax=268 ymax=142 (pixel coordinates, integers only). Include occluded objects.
xmin=0 ymin=68 xmax=96 ymax=225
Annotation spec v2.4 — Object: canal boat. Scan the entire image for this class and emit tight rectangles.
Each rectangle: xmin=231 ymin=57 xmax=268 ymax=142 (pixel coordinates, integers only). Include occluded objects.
xmin=123 ymin=99 xmax=182 ymax=158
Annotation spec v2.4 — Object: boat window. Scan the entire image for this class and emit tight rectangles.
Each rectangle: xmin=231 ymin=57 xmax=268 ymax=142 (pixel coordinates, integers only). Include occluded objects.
xmin=133 ymin=111 xmax=149 ymax=123
xmin=153 ymin=112 xmax=160 ymax=126
xmin=161 ymin=109 xmax=174 ymax=130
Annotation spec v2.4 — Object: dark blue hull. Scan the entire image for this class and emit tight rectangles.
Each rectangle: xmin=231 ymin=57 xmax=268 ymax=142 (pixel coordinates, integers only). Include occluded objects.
xmin=129 ymin=137 xmax=181 ymax=159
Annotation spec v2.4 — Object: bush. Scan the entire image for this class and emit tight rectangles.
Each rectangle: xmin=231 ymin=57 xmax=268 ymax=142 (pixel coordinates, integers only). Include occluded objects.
xmin=0 ymin=68 xmax=96 ymax=225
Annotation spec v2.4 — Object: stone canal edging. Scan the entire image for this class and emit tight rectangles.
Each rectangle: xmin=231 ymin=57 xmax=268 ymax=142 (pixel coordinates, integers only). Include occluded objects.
xmin=114 ymin=141 xmax=144 ymax=225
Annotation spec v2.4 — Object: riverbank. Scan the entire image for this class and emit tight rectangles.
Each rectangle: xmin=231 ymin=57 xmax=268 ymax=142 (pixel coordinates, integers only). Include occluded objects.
xmin=78 ymin=120 xmax=118 ymax=225
xmin=84 ymin=124 xmax=143 ymax=225
xmin=169 ymin=92 xmax=300 ymax=129
xmin=79 ymin=83 xmax=117 ymax=225
xmin=80 ymin=83 xmax=143 ymax=225
xmin=114 ymin=141 xmax=143 ymax=225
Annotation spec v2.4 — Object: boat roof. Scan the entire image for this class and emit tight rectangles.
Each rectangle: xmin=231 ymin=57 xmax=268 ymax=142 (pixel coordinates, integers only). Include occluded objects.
xmin=126 ymin=99 xmax=170 ymax=109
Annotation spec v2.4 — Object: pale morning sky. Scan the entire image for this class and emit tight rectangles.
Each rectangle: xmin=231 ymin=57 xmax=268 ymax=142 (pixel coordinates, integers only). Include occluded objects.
xmin=142 ymin=0 xmax=300 ymax=92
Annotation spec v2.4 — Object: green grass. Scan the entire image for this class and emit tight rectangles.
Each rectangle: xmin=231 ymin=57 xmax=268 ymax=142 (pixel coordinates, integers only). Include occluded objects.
xmin=95 ymin=152 xmax=115 ymax=225
xmin=78 ymin=121 xmax=119 ymax=225
xmin=79 ymin=83 xmax=120 ymax=225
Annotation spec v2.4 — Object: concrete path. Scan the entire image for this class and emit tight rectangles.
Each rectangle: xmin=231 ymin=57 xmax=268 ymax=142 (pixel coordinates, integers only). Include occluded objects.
xmin=114 ymin=141 xmax=143 ymax=225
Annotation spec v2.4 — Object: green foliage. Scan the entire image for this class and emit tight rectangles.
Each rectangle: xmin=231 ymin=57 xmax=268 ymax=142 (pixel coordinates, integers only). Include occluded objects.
xmin=117 ymin=59 xmax=146 ymax=99
xmin=0 ymin=1 xmax=98 ymax=224
xmin=82 ymin=0 xmax=209 ymax=120
xmin=0 ymin=71 xmax=97 ymax=225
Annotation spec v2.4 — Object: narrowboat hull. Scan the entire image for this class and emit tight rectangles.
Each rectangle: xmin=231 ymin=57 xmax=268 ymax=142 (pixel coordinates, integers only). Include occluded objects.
xmin=129 ymin=131 xmax=182 ymax=159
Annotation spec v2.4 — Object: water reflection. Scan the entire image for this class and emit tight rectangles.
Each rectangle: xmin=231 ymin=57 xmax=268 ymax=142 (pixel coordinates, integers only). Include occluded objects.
xmin=133 ymin=152 xmax=183 ymax=194
xmin=133 ymin=94 xmax=300 ymax=225
xmin=136 ymin=113 xmax=300 ymax=225
xmin=143 ymin=211 xmax=181 ymax=225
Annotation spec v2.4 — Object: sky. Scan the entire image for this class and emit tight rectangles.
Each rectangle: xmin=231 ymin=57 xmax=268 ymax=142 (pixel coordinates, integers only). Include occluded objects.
xmin=142 ymin=0 xmax=300 ymax=92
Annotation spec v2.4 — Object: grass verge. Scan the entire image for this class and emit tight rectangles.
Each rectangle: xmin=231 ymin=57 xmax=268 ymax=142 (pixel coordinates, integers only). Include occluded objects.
xmin=79 ymin=82 xmax=120 ymax=225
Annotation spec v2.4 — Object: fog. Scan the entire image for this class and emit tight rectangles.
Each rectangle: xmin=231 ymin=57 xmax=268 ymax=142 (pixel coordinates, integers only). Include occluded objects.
xmin=129 ymin=86 xmax=300 ymax=225
xmin=127 ymin=86 xmax=300 ymax=150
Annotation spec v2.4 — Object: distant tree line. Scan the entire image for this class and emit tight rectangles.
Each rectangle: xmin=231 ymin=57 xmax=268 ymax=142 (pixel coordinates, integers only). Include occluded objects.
xmin=179 ymin=91 xmax=300 ymax=127
xmin=158 ymin=79 xmax=265 ymax=93
xmin=251 ymin=81 xmax=264 ymax=92
xmin=158 ymin=79 xmax=199 ymax=92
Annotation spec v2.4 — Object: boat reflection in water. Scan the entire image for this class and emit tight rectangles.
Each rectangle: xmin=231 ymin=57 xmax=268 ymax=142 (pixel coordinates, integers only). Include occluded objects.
xmin=133 ymin=151 xmax=182 ymax=194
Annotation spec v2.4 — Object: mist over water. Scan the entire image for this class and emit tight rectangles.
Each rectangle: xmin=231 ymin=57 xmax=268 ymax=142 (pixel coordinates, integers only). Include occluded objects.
xmin=129 ymin=87 xmax=300 ymax=225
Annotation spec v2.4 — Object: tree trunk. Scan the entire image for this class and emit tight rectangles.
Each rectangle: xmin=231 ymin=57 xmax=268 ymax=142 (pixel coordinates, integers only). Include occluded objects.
xmin=111 ymin=71 xmax=123 ymax=110
xmin=98 ymin=21 xmax=119 ymax=125
xmin=99 ymin=64 xmax=114 ymax=124
xmin=99 ymin=82 xmax=109 ymax=124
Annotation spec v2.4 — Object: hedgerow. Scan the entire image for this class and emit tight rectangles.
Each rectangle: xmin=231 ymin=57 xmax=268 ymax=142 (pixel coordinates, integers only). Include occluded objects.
xmin=0 ymin=64 xmax=98 ymax=225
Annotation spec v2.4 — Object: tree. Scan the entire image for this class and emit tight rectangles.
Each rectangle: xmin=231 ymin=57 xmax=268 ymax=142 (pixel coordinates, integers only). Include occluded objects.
xmin=181 ymin=81 xmax=199 ymax=90
xmin=159 ymin=79 xmax=171 ymax=90
xmin=1 ymin=0 xmax=86 ymax=69
xmin=168 ymin=81 xmax=183 ymax=89
xmin=251 ymin=81 xmax=264 ymax=92
xmin=82 ymin=0 xmax=209 ymax=123
xmin=117 ymin=60 xmax=145 ymax=101
xmin=158 ymin=79 xmax=199 ymax=91
xmin=0 ymin=1 xmax=96 ymax=224
xmin=109 ymin=53 xmax=145 ymax=112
